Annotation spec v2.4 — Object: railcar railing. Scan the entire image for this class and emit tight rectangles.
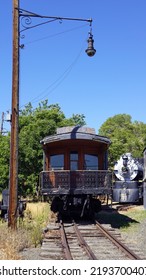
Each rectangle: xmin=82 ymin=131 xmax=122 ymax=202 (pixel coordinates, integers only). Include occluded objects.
xmin=39 ymin=170 xmax=113 ymax=195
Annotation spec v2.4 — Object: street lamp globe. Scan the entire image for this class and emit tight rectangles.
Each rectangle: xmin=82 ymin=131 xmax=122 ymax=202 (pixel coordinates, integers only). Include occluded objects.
xmin=85 ymin=32 xmax=96 ymax=57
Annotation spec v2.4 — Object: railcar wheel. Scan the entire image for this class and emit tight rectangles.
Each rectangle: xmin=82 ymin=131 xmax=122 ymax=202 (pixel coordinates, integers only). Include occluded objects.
xmin=51 ymin=197 xmax=64 ymax=213
xmin=92 ymin=198 xmax=101 ymax=213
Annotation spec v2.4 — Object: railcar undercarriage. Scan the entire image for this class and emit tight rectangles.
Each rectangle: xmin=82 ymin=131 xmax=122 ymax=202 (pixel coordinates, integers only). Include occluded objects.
xmin=50 ymin=195 xmax=102 ymax=218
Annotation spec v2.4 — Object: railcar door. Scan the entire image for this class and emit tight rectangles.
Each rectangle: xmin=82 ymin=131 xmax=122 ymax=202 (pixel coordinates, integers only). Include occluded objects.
xmin=49 ymin=154 xmax=64 ymax=187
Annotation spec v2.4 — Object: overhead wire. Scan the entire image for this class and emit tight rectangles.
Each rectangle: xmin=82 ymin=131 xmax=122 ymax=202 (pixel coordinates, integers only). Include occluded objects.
xmin=19 ymin=39 xmax=86 ymax=109
xmin=23 ymin=23 xmax=89 ymax=46
xmin=19 ymin=24 xmax=89 ymax=109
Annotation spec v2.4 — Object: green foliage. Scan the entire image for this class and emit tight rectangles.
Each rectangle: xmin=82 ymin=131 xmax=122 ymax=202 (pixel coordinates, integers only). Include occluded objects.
xmin=0 ymin=134 xmax=10 ymax=190
xmin=98 ymin=114 xmax=146 ymax=167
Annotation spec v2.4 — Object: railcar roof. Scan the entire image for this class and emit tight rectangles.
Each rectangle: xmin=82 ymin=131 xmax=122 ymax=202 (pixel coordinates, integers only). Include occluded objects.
xmin=40 ymin=126 xmax=111 ymax=146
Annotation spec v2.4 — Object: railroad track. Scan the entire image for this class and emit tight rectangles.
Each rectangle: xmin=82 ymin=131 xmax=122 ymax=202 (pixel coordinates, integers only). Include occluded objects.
xmin=40 ymin=218 xmax=142 ymax=260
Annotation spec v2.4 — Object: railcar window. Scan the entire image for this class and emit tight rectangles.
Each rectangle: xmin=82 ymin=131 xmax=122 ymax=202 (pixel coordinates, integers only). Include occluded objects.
xmin=84 ymin=154 xmax=98 ymax=170
xmin=50 ymin=154 xmax=64 ymax=170
xmin=70 ymin=152 xmax=78 ymax=170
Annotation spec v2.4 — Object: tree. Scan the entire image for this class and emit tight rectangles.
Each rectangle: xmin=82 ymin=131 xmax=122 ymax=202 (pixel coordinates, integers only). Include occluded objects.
xmin=98 ymin=114 xmax=146 ymax=167
xmin=0 ymin=134 xmax=10 ymax=191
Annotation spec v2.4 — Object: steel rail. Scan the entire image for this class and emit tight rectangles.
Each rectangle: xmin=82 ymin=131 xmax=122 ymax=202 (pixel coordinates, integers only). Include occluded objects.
xmin=95 ymin=220 xmax=141 ymax=260
xmin=73 ymin=221 xmax=97 ymax=260
xmin=59 ymin=220 xmax=73 ymax=260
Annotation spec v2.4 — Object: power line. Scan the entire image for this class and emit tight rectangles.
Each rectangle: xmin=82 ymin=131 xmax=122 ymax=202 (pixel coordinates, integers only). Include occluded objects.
xmin=19 ymin=39 xmax=86 ymax=109
xmin=22 ymin=23 xmax=88 ymax=46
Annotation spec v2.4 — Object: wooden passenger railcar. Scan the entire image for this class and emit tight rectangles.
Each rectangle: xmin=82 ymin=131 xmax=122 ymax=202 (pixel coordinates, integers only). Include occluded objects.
xmin=39 ymin=126 xmax=112 ymax=216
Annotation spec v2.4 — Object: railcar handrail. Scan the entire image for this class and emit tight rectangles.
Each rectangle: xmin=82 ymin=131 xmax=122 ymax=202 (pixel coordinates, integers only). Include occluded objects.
xmin=39 ymin=170 xmax=113 ymax=193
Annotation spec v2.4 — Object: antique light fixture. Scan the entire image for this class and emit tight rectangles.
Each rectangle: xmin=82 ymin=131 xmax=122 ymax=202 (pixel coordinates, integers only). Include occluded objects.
xmin=86 ymin=29 xmax=96 ymax=57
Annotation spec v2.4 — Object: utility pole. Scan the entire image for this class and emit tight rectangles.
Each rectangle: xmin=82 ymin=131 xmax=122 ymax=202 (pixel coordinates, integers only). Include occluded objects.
xmin=8 ymin=0 xmax=19 ymax=229
xmin=0 ymin=112 xmax=4 ymax=134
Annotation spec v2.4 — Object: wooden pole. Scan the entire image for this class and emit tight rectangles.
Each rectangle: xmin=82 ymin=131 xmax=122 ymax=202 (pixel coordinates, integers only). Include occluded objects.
xmin=8 ymin=0 xmax=19 ymax=229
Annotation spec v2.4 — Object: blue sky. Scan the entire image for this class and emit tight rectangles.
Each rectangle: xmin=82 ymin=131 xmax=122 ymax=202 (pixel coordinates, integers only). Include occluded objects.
xmin=1 ymin=0 xmax=146 ymax=134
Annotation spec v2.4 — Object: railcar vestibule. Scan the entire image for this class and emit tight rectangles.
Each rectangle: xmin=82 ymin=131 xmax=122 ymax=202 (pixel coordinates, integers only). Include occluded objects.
xmin=39 ymin=126 xmax=112 ymax=216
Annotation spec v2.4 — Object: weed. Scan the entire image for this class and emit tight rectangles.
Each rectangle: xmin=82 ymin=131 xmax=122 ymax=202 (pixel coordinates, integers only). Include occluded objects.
xmin=0 ymin=202 xmax=50 ymax=259
xmin=0 ymin=224 xmax=30 ymax=259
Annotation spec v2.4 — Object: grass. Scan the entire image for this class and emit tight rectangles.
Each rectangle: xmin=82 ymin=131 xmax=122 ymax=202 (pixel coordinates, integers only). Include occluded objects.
xmin=0 ymin=224 xmax=29 ymax=259
xmin=118 ymin=207 xmax=146 ymax=233
xmin=0 ymin=201 xmax=50 ymax=260
xmin=22 ymin=202 xmax=51 ymax=247
xmin=96 ymin=206 xmax=146 ymax=233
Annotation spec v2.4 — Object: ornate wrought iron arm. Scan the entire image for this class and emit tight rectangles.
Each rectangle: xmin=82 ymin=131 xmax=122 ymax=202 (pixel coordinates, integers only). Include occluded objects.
xmin=18 ymin=8 xmax=92 ymax=23
xmin=18 ymin=8 xmax=92 ymax=33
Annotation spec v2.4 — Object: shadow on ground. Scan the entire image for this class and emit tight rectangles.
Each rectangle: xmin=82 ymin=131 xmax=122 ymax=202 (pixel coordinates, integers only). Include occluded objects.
xmin=95 ymin=205 xmax=139 ymax=229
